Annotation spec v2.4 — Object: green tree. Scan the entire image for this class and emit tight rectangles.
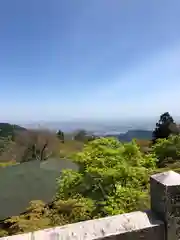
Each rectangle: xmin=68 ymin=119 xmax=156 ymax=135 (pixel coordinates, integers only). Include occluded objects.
xmin=152 ymin=135 xmax=180 ymax=167
xmin=56 ymin=137 xmax=157 ymax=217
xmin=57 ymin=130 xmax=65 ymax=143
xmin=152 ymin=112 xmax=179 ymax=144
xmin=74 ymin=129 xmax=87 ymax=142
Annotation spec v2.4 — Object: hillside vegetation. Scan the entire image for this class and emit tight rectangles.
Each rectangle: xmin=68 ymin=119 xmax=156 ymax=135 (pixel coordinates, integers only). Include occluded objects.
xmin=0 ymin=137 xmax=155 ymax=236
xmin=0 ymin=111 xmax=180 ymax=237
xmin=0 ymin=123 xmax=26 ymax=139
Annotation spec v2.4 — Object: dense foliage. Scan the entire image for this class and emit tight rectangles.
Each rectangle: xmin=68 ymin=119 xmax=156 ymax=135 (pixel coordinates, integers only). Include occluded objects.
xmin=152 ymin=112 xmax=179 ymax=144
xmin=1 ymin=112 xmax=180 ymax=237
xmin=152 ymin=135 xmax=180 ymax=167
xmin=0 ymin=137 xmax=157 ymax=236
xmin=1 ymin=199 xmax=93 ymax=236
xmin=0 ymin=123 xmax=26 ymax=140
xmin=56 ymin=138 xmax=156 ymax=216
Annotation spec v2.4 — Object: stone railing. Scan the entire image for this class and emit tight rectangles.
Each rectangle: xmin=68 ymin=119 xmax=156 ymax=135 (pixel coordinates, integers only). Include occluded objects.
xmin=1 ymin=170 xmax=180 ymax=240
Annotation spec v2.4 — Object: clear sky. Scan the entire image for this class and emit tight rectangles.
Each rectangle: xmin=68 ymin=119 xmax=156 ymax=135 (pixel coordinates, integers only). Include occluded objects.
xmin=0 ymin=0 xmax=180 ymax=122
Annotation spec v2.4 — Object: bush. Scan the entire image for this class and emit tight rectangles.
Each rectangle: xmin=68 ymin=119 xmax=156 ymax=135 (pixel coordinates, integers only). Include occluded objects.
xmin=56 ymin=138 xmax=157 ymax=217
xmin=1 ymin=198 xmax=95 ymax=236
xmin=4 ymin=200 xmax=51 ymax=235
xmin=152 ymin=135 xmax=180 ymax=167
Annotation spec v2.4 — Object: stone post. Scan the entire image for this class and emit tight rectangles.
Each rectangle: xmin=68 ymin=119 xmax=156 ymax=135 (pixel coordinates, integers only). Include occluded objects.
xmin=150 ymin=170 xmax=180 ymax=240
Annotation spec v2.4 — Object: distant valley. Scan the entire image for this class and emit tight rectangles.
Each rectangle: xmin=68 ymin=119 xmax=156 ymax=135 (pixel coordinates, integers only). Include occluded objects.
xmin=0 ymin=122 xmax=153 ymax=143
xmin=21 ymin=119 xmax=155 ymax=135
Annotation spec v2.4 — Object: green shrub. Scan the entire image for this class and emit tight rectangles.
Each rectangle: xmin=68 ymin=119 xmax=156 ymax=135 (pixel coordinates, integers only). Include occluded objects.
xmin=56 ymin=137 xmax=157 ymax=217
xmin=152 ymin=135 xmax=180 ymax=167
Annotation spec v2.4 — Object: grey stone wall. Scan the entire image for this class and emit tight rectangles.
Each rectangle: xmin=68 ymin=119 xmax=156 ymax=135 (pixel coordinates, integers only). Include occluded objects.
xmin=2 ymin=170 xmax=180 ymax=240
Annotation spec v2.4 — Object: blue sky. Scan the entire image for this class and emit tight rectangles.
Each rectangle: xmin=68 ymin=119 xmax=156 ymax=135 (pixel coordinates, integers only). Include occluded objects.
xmin=0 ymin=0 xmax=180 ymax=122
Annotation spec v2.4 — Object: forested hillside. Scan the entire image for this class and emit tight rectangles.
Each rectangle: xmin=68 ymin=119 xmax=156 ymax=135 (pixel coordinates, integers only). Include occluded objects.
xmin=0 ymin=123 xmax=26 ymax=138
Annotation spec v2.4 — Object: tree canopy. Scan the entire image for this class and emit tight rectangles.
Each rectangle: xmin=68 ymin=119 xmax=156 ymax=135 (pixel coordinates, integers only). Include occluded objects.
xmin=152 ymin=112 xmax=179 ymax=144
xmin=56 ymin=130 xmax=65 ymax=143
xmin=56 ymin=137 xmax=157 ymax=217
xmin=152 ymin=134 xmax=180 ymax=167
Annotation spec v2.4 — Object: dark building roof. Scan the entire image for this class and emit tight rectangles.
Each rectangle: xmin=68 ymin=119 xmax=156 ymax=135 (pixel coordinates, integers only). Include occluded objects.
xmin=0 ymin=158 xmax=78 ymax=220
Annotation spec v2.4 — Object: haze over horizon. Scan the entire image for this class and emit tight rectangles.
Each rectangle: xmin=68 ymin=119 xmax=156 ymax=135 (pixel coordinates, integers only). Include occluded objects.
xmin=0 ymin=0 xmax=180 ymax=122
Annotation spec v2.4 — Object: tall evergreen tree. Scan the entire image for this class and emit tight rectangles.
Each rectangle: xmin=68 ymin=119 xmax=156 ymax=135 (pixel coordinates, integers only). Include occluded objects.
xmin=152 ymin=112 xmax=179 ymax=144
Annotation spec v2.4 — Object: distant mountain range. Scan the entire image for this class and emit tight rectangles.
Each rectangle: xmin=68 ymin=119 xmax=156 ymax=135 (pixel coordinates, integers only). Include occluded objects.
xmin=22 ymin=120 xmax=155 ymax=134
xmin=0 ymin=122 xmax=154 ymax=143
xmin=105 ymin=129 xmax=153 ymax=142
